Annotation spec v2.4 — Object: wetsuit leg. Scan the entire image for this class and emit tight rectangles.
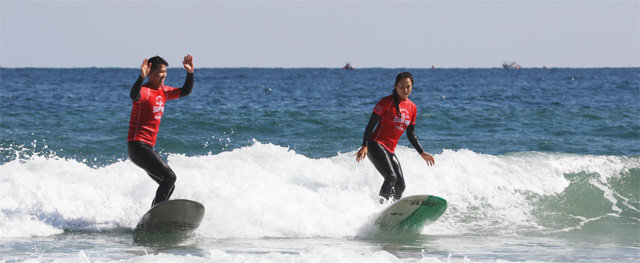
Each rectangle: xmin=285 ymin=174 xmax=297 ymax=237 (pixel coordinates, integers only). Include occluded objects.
xmin=389 ymin=154 xmax=405 ymax=200
xmin=145 ymin=171 xmax=176 ymax=203
xmin=128 ymin=141 xmax=177 ymax=206
xmin=367 ymin=140 xmax=403 ymax=202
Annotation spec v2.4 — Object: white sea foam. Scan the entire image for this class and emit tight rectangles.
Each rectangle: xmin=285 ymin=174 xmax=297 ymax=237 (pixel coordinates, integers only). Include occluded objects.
xmin=3 ymin=247 xmax=459 ymax=263
xmin=2 ymin=246 xmax=556 ymax=263
xmin=0 ymin=142 xmax=636 ymax=238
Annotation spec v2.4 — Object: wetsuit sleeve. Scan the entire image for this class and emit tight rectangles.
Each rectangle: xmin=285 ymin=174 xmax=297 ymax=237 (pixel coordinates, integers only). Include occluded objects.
xmin=362 ymin=113 xmax=381 ymax=147
xmin=406 ymin=124 xmax=425 ymax=154
xmin=130 ymin=75 xmax=144 ymax=100
xmin=179 ymin=73 xmax=194 ymax=97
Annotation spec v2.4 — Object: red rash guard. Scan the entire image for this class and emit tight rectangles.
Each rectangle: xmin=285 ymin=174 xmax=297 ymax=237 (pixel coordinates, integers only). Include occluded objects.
xmin=127 ymin=84 xmax=181 ymax=146
xmin=370 ymin=95 xmax=417 ymax=153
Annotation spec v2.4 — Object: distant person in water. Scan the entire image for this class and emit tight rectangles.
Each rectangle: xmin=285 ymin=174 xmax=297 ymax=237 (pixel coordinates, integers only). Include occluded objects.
xmin=355 ymin=72 xmax=434 ymax=203
xmin=127 ymin=55 xmax=194 ymax=207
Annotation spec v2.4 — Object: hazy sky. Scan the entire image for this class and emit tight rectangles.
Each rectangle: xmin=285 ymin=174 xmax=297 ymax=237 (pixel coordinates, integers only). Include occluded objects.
xmin=1 ymin=0 xmax=638 ymax=68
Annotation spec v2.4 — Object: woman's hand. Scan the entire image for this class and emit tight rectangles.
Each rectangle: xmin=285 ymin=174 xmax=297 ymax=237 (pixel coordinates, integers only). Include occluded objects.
xmin=140 ymin=58 xmax=150 ymax=78
xmin=183 ymin=54 xmax=194 ymax=73
xmin=421 ymin=152 xmax=435 ymax=166
xmin=355 ymin=146 xmax=368 ymax=162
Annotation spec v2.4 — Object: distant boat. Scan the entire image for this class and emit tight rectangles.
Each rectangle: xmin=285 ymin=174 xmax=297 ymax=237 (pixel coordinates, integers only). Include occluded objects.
xmin=342 ymin=63 xmax=354 ymax=70
xmin=502 ymin=61 xmax=521 ymax=69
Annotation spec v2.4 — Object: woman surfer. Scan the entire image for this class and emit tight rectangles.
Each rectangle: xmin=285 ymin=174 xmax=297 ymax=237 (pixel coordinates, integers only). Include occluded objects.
xmin=355 ymin=72 xmax=435 ymax=203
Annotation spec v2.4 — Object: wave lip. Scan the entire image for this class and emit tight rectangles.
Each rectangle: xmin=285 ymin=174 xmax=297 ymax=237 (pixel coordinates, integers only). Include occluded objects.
xmin=0 ymin=142 xmax=638 ymax=240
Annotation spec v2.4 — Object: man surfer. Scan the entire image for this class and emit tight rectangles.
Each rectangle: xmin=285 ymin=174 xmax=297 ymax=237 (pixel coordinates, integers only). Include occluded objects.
xmin=127 ymin=55 xmax=194 ymax=207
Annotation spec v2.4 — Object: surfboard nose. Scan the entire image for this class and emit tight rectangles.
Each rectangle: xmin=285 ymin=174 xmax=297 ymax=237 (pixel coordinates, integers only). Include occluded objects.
xmin=134 ymin=199 xmax=205 ymax=235
xmin=374 ymin=195 xmax=447 ymax=233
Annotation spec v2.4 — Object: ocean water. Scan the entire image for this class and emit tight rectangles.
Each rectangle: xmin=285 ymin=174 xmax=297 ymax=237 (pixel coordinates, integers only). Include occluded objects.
xmin=0 ymin=67 xmax=638 ymax=262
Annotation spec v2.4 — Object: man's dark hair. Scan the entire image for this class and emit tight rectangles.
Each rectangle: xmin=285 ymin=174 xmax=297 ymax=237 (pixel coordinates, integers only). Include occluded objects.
xmin=148 ymin=56 xmax=168 ymax=71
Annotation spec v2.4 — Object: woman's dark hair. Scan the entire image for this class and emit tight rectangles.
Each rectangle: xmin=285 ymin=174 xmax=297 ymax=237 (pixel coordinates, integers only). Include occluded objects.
xmin=391 ymin=72 xmax=414 ymax=117
xmin=148 ymin=56 xmax=168 ymax=71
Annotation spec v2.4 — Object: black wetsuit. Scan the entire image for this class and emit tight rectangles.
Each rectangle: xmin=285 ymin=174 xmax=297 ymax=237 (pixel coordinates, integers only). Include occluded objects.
xmin=128 ymin=141 xmax=177 ymax=206
xmin=362 ymin=113 xmax=424 ymax=202
xmin=128 ymin=73 xmax=193 ymax=206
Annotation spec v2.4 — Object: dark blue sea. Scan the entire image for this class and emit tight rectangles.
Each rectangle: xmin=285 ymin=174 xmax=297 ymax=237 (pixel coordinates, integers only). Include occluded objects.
xmin=1 ymin=67 xmax=639 ymax=262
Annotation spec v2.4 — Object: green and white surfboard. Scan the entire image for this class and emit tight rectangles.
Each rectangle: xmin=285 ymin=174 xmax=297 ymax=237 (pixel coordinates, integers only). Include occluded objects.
xmin=374 ymin=195 xmax=447 ymax=233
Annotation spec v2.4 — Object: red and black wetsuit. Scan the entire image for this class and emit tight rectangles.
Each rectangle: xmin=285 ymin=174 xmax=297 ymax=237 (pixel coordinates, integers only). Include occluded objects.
xmin=127 ymin=73 xmax=193 ymax=206
xmin=362 ymin=95 xmax=425 ymax=202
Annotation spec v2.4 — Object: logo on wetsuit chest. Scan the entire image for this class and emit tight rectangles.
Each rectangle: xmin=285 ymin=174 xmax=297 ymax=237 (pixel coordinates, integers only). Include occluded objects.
xmin=153 ymin=96 xmax=164 ymax=119
xmin=393 ymin=109 xmax=410 ymax=130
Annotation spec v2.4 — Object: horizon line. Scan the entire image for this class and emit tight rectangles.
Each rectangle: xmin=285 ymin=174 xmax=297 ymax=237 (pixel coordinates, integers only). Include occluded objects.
xmin=2 ymin=66 xmax=639 ymax=70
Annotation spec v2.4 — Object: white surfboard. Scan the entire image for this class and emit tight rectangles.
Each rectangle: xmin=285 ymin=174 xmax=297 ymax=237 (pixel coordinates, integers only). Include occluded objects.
xmin=374 ymin=195 xmax=447 ymax=233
